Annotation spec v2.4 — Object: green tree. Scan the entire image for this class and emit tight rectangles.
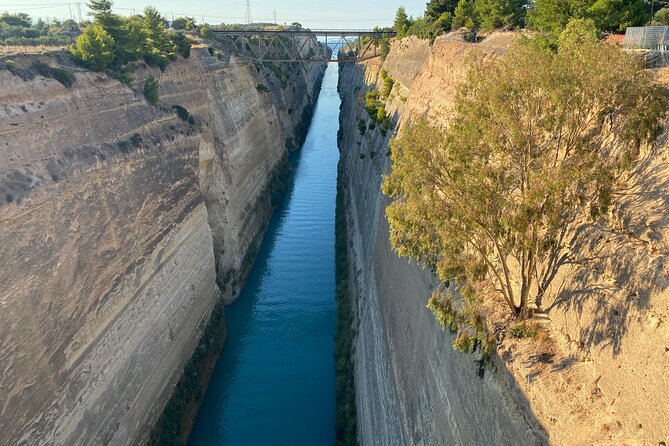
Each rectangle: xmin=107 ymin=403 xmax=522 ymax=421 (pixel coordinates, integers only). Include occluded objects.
xmin=142 ymin=7 xmax=177 ymax=68
xmin=382 ymin=38 xmax=666 ymax=351
xmin=172 ymin=16 xmax=196 ymax=30
xmin=0 ymin=13 xmax=31 ymax=27
xmin=652 ymin=7 xmax=669 ymax=25
xmin=394 ymin=6 xmax=411 ymax=38
xmin=526 ymin=0 xmax=574 ymax=35
xmin=171 ymin=32 xmax=192 ymax=58
xmin=199 ymin=25 xmax=213 ymax=39
xmin=426 ymin=0 xmax=458 ymax=19
xmin=474 ymin=0 xmax=528 ymax=30
xmin=70 ymin=23 xmax=115 ymax=71
xmin=143 ymin=76 xmax=159 ymax=105
xmin=587 ymin=0 xmax=647 ymax=32
xmin=381 ymin=75 xmax=395 ymax=99
xmin=527 ymin=0 xmax=647 ymax=34
xmin=558 ymin=18 xmax=598 ymax=49
xmin=452 ymin=0 xmax=478 ymax=28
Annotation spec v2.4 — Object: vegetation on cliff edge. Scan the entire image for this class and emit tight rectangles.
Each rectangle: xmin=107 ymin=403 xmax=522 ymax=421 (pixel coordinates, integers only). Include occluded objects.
xmin=71 ymin=0 xmax=190 ymax=73
xmin=382 ymin=31 xmax=667 ymax=353
xmin=394 ymin=0 xmax=652 ymax=43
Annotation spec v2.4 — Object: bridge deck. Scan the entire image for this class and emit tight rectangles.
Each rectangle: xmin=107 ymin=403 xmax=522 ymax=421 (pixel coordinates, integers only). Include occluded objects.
xmin=211 ymin=29 xmax=396 ymax=37
xmin=211 ymin=29 xmax=393 ymax=63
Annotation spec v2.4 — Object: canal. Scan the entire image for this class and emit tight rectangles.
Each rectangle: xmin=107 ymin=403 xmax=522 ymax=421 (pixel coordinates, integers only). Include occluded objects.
xmin=189 ymin=63 xmax=340 ymax=445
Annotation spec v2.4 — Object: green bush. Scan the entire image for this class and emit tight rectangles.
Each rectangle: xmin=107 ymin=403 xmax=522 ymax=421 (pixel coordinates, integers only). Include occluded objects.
xmin=32 ymin=61 xmax=75 ymax=88
xmin=70 ymin=5 xmax=179 ymax=73
xmin=70 ymin=24 xmax=115 ymax=71
xmin=256 ymin=83 xmax=270 ymax=93
xmin=171 ymin=32 xmax=191 ymax=58
xmin=508 ymin=321 xmax=539 ymax=339
xmin=130 ymin=133 xmax=143 ymax=146
xmin=172 ymin=104 xmax=196 ymax=125
xmin=358 ymin=119 xmax=367 ymax=135
xmin=143 ymin=77 xmax=159 ymax=105
xmin=364 ymin=90 xmax=381 ymax=121
xmin=199 ymin=25 xmax=213 ymax=39
xmin=381 ymin=76 xmax=395 ymax=100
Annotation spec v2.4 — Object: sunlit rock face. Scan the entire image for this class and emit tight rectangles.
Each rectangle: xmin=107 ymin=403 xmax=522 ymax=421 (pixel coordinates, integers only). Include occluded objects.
xmin=0 ymin=49 xmax=324 ymax=445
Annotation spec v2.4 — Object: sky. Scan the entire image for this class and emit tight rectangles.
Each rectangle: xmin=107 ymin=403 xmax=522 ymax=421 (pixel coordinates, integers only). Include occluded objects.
xmin=0 ymin=0 xmax=428 ymax=29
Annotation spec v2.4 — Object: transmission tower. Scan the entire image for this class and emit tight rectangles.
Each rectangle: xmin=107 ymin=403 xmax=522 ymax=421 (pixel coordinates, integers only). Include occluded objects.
xmin=245 ymin=0 xmax=253 ymax=25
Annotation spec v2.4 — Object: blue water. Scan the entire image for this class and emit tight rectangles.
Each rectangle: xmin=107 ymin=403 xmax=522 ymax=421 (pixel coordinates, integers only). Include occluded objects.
xmin=189 ymin=65 xmax=340 ymax=446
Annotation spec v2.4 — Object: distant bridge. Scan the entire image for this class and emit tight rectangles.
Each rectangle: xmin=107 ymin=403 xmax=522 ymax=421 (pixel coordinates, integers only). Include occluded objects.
xmin=211 ymin=29 xmax=396 ymax=63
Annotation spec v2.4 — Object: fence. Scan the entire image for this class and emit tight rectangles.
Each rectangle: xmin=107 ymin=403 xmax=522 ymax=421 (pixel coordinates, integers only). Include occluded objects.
xmin=624 ymin=26 xmax=669 ymax=50
xmin=0 ymin=35 xmax=77 ymax=55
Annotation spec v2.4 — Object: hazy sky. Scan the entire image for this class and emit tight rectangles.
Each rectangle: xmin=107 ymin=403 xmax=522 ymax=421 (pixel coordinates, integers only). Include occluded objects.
xmin=0 ymin=0 xmax=429 ymax=29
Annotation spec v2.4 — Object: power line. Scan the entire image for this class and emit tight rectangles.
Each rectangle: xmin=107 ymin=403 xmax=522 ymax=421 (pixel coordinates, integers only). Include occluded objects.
xmin=245 ymin=0 xmax=253 ymax=25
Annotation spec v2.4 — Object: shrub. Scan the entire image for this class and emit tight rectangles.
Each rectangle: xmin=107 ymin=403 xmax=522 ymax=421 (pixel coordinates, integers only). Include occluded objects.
xmin=358 ymin=119 xmax=366 ymax=135
xmin=508 ymin=321 xmax=539 ymax=339
xmin=256 ymin=83 xmax=270 ymax=93
xmin=364 ymin=90 xmax=381 ymax=120
xmin=71 ymin=23 xmax=115 ymax=71
xmin=143 ymin=77 xmax=159 ymax=105
xmin=172 ymin=104 xmax=196 ymax=125
xmin=171 ymin=32 xmax=191 ymax=58
xmin=110 ymin=68 xmax=133 ymax=86
xmin=381 ymin=75 xmax=395 ymax=100
xmin=200 ymin=25 xmax=213 ymax=39
xmin=379 ymin=36 xmax=391 ymax=61
xmin=130 ymin=133 xmax=143 ymax=146
xmin=32 ymin=61 xmax=75 ymax=88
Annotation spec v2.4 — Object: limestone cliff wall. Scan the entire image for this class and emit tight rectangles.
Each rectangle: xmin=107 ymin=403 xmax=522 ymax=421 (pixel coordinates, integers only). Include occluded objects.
xmin=0 ymin=48 xmax=324 ymax=445
xmin=338 ymin=33 xmax=546 ymax=446
xmin=339 ymin=31 xmax=669 ymax=446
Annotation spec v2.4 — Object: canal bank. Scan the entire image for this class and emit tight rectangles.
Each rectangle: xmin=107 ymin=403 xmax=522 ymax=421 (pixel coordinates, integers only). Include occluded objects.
xmin=189 ymin=64 xmax=341 ymax=445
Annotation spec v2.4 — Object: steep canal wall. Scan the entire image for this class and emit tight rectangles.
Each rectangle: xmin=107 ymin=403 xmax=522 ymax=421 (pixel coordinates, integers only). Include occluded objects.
xmin=336 ymin=33 xmax=547 ymax=445
xmin=0 ymin=48 xmax=324 ymax=445
xmin=338 ymin=29 xmax=669 ymax=446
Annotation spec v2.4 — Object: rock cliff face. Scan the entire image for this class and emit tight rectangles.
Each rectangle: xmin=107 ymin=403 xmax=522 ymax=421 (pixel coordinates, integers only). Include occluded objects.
xmin=337 ymin=33 xmax=546 ymax=446
xmin=338 ymin=32 xmax=669 ymax=446
xmin=0 ymin=48 xmax=324 ymax=445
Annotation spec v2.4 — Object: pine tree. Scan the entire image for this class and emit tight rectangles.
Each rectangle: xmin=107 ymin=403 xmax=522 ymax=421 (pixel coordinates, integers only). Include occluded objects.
xmin=71 ymin=23 xmax=115 ymax=71
xmin=452 ymin=0 xmax=478 ymax=29
xmin=425 ymin=0 xmax=458 ymax=20
xmin=394 ymin=7 xmax=411 ymax=38
xmin=587 ymin=0 xmax=647 ymax=32
xmin=474 ymin=0 xmax=528 ymax=30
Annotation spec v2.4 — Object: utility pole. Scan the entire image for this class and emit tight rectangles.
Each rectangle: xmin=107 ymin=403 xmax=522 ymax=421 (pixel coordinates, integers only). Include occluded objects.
xmin=651 ymin=0 xmax=656 ymax=24
xmin=76 ymin=2 xmax=82 ymax=25
xmin=273 ymin=9 xmax=277 ymax=24
xmin=245 ymin=0 xmax=253 ymax=25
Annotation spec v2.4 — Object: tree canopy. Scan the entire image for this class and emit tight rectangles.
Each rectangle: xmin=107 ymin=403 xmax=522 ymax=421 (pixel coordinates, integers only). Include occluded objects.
xmin=71 ymin=1 xmax=188 ymax=72
xmin=70 ymin=24 xmax=114 ymax=71
xmin=382 ymin=36 xmax=667 ymax=351
xmin=394 ymin=6 xmax=411 ymax=38
xmin=527 ymin=0 xmax=648 ymax=35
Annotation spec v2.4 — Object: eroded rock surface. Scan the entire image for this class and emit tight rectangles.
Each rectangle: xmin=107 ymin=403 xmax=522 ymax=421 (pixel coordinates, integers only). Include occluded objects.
xmin=0 ymin=49 xmax=324 ymax=445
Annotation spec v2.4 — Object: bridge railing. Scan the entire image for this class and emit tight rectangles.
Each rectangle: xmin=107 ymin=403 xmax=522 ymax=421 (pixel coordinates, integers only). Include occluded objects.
xmin=210 ymin=29 xmax=395 ymax=63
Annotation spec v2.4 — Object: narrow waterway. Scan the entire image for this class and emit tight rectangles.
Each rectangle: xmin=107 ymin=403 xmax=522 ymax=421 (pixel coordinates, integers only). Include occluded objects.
xmin=189 ymin=64 xmax=340 ymax=445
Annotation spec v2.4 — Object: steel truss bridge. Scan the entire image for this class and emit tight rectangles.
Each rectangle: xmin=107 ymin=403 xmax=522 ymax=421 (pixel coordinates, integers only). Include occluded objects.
xmin=211 ymin=29 xmax=396 ymax=63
